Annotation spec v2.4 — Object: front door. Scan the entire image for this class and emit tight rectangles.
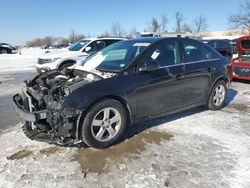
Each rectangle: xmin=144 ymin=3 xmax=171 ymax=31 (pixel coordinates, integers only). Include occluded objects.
xmin=134 ymin=39 xmax=187 ymax=119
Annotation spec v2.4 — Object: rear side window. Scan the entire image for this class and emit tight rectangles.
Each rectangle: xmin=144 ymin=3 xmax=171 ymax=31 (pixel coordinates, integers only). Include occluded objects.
xmin=182 ymin=40 xmax=219 ymax=63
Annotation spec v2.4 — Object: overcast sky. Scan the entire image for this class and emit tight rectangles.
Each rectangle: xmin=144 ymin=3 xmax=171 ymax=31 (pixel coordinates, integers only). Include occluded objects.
xmin=0 ymin=0 xmax=243 ymax=45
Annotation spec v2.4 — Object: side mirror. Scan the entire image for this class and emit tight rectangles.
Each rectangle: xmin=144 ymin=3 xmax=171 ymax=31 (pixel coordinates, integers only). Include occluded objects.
xmin=139 ymin=59 xmax=160 ymax=72
xmin=85 ymin=46 xmax=92 ymax=53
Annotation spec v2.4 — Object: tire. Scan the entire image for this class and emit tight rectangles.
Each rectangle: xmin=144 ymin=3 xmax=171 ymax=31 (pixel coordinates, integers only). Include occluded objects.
xmin=1 ymin=49 xmax=8 ymax=54
xmin=207 ymin=80 xmax=227 ymax=110
xmin=80 ymin=99 xmax=127 ymax=149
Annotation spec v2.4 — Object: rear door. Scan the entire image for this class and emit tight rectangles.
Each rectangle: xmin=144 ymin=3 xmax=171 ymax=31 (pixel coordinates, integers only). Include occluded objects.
xmin=179 ymin=39 xmax=220 ymax=105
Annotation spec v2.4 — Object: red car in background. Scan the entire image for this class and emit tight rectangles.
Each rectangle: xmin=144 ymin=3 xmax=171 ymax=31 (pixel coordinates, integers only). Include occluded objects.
xmin=229 ymin=36 xmax=250 ymax=81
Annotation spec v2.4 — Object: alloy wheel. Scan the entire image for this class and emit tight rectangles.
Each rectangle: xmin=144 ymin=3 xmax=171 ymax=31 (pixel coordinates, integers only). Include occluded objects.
xmin=213 ymin=84 xmax=226 ymax=106
xmin=91 ymin=107 xmax=121 ymax=142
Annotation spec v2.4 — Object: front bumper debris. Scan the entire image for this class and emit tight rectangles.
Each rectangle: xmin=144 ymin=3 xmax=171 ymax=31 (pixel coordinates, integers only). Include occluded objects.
xmin=13 ymin=94 xmax=47 ymax=122
xmin=13 ymin=90 xmax=80 ymax=145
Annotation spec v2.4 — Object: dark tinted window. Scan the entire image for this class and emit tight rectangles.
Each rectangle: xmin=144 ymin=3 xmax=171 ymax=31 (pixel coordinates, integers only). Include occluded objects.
xmin=96 ymin=40 xmax=106 ymax=50
xmin=85 ymin=41 xmax=98 ymax=53
xmin=147 ymin=40 xmax=180 ymax=67
xmin=183 ymin=40 xmax=219 ymax=62
xmin=207 ymin=41 xmax=216 ymax=48
xmin=241 ymin=40 xmax=250 ymax=49
xmin=105 ymin=39 xmax=121 ymax=46
xmin=217 ymin=41 xmax=229 ymax=48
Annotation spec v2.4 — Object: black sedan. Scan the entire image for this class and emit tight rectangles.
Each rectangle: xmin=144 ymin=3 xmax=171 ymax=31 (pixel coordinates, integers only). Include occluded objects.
xmin=207 ymin=39 xmax=233 ymax=59
xmin=0 ymin=43 xmax=17 ymax=54
xmin=13 ymin=37 xmax=230 ymax=148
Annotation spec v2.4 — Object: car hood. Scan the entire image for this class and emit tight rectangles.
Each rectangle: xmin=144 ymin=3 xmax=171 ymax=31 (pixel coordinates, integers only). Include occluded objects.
xmin=236 ymin=36 xmax=250 ymax=55
xmin=38 ymin=50 xmax=88 ymax=59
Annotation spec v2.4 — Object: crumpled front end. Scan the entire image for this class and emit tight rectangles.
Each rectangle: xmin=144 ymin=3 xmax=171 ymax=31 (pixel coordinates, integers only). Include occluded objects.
xmin=13 ymin=69 xmax=103 ymax=145
xmin=13 ymin=88 xmax=81 ymax=145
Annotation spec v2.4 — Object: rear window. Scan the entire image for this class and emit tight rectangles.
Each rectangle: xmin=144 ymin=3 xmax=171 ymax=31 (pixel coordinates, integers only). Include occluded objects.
xmin=241 ymin=40 xmax=250 ymax=49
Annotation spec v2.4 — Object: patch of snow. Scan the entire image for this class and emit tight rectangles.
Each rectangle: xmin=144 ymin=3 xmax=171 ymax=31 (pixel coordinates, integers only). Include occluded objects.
xmin=0 ymin=48 xmax=64 ymax=73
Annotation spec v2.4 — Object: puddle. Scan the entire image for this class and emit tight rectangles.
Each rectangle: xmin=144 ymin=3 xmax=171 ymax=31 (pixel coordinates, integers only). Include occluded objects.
xmin=0 ymin=75 xmax=14 ymax=82
xmin=39 ymin=146 xmax=62 ymax=155
xmin=7 ymin=150 xmax=32 ymax=160
xmin=73 ymin=130 xmax=173 ymax=174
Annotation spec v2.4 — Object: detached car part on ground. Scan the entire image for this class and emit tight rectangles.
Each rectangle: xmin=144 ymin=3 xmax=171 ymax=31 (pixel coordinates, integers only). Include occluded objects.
xmin=36 ymin=38 xmax=125 ymax=73
xmin=13 ymin=37 xmax=230 ymax=149
xmin=228 ymin=36 xmax=250 ymax=81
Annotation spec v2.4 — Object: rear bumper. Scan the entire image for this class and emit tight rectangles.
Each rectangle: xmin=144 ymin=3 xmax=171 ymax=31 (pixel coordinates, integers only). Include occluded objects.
xmin=13 ymin=93 xmax=47 ymax=122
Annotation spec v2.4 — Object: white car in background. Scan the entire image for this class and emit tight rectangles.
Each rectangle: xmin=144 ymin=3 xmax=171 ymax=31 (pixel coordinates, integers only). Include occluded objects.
xmin=36 ymin=37 xmax=125 ymax=72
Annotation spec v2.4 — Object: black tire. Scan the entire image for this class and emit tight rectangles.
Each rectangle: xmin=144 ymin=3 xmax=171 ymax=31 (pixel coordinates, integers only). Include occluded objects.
xmin=1 ymin=48 xmax=8 ymax=54
xmin=207 ymin=80 xmax=228 ymax=110
xmin=80 ymin=99 xmax=127 ymax=149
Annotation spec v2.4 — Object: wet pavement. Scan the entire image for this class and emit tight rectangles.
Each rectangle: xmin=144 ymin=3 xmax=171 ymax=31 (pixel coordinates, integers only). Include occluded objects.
xmin=0 ymin=71 xmax=35 ymax=130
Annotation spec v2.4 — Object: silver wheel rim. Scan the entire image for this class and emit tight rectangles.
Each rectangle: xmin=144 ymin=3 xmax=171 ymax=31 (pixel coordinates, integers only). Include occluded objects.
xmin=2 ymin=49 xmax=7 ymax=54
xmin=91 ymin=107 xmax=121 ymax=142
xmin=213 ymin=84 xmax=226 ymax=106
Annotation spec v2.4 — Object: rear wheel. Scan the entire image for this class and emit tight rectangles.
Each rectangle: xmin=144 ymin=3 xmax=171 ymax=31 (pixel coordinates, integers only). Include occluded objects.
xmin=207 ymin=80 xmax=227 ymax=110
xmin=80 ymin=99 xmax=127 ymax=149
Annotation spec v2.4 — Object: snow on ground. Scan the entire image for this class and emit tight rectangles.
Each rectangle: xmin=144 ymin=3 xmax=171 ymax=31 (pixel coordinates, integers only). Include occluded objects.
xmin=0 ymin=81 xmax=250 ymax=188
xmin=0 ymin=48 xmax=64 ymax=73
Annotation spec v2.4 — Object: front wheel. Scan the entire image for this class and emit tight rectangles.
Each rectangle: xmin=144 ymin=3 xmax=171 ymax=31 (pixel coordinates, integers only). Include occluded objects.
xmin=207 ymin=80 xmax=227 ymax=110
xmin=80 ymin=99 xmax=127 ymax=149
xmin=1 ymin=49 xmax=8 ymax=54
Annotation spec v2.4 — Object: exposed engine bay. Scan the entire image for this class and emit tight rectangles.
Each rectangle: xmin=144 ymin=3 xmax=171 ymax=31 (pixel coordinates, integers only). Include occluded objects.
xmin=13 ymin=68 xmax=117 ymax=145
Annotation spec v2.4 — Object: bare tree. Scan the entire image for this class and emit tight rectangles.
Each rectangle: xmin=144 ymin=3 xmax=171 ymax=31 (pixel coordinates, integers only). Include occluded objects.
xmin=182 ymin=23 xmax=193 ymax=33
xmin=99 ymin=30 xmax=111 ymax=37
xmin=160 ymin=15 xmax=168 ymax=32
xmin=175 ymin=11 xmax=183 ymax=33
xmin=69 ymin=29 xmax=77 ymax=43
xmin=111 ymin=21 xmax=126 ymax=37
xmin=193 ymin=14 xmax=208 ymax=33
xmin=229 ymin=1 xmax=250 ymax=33
xmin=127 ymin=26 xmax=140 ymax=38
xmin=150 ymin=17 xmax=160 ymax=32
xmin=43 ymin=36 xmax=54 ymax=45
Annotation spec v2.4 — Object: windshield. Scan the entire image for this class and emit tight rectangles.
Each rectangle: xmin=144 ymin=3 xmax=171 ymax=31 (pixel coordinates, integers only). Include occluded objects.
xmin=81 ymin=41 xmax=151 ymax=72
xmin=68 ymin=40 xmax=90 ymax=51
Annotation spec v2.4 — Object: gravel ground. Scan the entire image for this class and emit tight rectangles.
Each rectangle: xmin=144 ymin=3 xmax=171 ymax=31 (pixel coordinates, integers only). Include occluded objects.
xmin=0 ymin=80 xmax=249 ymax=188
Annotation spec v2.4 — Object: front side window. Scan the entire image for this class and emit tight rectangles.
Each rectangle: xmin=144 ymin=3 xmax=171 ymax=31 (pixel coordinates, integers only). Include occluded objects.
xmin=146 ymin=40 xmax=180 ymax=67
xmin=96 ymin=40 xmax=106 ymax=50
xmin=85 ymin=41 xmax=98 ymax=53
xmin=183 ymin=40 xmax=218 ymax=62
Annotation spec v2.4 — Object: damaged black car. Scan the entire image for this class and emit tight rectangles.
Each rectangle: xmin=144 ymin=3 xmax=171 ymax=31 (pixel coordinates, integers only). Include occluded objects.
xmin=13 ymin=37 xmax=230 ymax=148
